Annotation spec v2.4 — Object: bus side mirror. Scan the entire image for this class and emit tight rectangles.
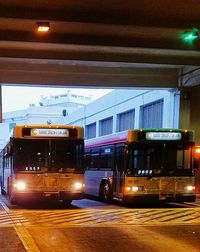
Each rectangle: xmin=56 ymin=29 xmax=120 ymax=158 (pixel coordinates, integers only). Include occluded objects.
xmin=7 ymin=144 xmax=12 ymax=156
xmin=124 ymin=147 xmax=129 ymax=156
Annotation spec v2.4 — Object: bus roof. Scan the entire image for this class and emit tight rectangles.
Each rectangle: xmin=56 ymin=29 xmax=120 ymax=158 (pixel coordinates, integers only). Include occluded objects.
xmin=85 ymin=128 xmax=194 ymax=148
xmin=85 ymin=130 xmax=130 ymax=148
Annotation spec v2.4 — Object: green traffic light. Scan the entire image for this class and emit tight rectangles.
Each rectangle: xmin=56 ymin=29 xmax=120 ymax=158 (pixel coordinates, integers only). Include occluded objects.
xmin=182 ymin=28 xmax=199 ymax=42
xmin=184 ymin=33 xmax=198 ymax=41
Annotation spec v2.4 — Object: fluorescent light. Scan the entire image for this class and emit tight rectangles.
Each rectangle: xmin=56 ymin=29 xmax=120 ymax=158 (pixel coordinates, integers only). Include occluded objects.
xmin=37 ymin=22 xmax=50 ymax=32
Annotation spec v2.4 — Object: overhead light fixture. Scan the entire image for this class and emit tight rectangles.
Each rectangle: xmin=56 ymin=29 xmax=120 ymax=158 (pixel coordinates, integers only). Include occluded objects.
xmin=182 ymin=28 xmax=199 ymax=42
xmin=37 ymin=22 xmax=50 ymax=32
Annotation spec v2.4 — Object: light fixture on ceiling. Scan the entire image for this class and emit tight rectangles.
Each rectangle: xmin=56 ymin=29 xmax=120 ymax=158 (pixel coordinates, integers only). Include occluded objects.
xmin=37 ymin=22 xmax=50 ymax=32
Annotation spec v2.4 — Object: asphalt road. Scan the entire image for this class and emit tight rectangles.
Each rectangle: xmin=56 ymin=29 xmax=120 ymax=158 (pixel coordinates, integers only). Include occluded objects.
xmin=0 ymin=196 xmax=200 ymax=252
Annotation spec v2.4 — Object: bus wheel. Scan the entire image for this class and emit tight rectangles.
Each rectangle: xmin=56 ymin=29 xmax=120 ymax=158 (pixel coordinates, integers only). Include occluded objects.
xmin=100 ymin=182 xmax=112 ymax=203
xmin=1 ymin=184 xmax=6 ymax=195
xmin=9 ymin=196 xmax=17 ymax=205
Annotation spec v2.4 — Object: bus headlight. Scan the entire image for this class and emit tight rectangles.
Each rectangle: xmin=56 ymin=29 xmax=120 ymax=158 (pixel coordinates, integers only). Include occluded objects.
xmin=73 ymin=182 xmax=85 ymax=190
xmin=125 ymin=186 xmax=144 ymax=192
xmin=186 ymin=185 xmax=195 ymax=191
xmin=14 ymin=181 xmax=26 ymax=191
xmin=132 ymin=186 xmax=139 ymax=192
xmin=125 ymin=186 xmax=131 ymax=191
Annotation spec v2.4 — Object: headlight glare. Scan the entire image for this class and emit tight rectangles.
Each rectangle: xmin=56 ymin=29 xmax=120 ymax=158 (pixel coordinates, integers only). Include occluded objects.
xmin=186 ymin=185 xmax=195 ymax=191
xmin=14 ymin=181 xmax=26 ymax=191
xmin=132 ymin=186 xmax=139 ymax=192
xmin=74 ymin=182 xmax=84 ymax=190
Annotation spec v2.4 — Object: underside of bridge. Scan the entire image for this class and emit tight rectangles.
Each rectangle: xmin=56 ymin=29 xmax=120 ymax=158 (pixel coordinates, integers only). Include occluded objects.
xmin=0 ymin=0 xmax=199 ymax=88
xmin=0 ymin=0 xmax=200 ymax=142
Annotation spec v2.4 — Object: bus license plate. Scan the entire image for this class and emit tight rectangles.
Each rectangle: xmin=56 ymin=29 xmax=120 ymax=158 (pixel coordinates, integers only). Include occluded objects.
xmin=43 ymin=192 xmax=52 ymax=197
xmin=43 ymin=192 xmax=59 ymax=197
xmin=44 ymin=177 xmax=57 ymax=187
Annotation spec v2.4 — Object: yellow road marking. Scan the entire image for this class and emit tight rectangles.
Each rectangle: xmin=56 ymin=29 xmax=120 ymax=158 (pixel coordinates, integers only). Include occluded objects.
xmin=0 ymin=200 xmax=40 ymax=252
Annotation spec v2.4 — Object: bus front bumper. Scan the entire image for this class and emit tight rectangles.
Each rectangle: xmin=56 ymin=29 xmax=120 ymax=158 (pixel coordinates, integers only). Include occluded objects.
xmin=123 ymin=194 xmax=196 ymax=203
xmin=11 ymin=191 xmax=85 ymax=202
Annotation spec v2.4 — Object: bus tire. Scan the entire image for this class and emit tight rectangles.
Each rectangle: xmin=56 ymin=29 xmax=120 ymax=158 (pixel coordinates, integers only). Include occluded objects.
xmin=1 ymin=183 xmax=6 ymax=195
xmin=100 ymin=182 xmax=112 ymax=203
xmin=9 ymin=195 xmax=17 ymax=205
xmin=1 ymin=188 xmax=6 ymax=195
xmin=7 ymin=183 xmax=17 ymax=204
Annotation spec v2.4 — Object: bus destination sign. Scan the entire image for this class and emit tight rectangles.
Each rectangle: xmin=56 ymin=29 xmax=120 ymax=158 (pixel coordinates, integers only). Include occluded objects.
xmin=31 ymin=128 xmax=69 ymax=137
xmin=146 ymin=132 xmax=182 ymax=140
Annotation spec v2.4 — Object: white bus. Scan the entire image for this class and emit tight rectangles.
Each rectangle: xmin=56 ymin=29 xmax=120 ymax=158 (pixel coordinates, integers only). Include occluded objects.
xmin=0 ymin=125 xmax=85 ymax=205
xmin=84 ymin=129 xmax=196 ymax=203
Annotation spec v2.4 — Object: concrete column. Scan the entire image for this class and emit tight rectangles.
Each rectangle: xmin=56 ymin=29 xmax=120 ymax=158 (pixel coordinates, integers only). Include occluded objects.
xmin=179 ymin=89 xmax=191 ymax=130
xmin=179 ymin=86 xmax=200 ymax=145
xmin=190 ymin=86 xmax=200 ymax=146
xmin=0 ymin=85 xmax=2 ymax=123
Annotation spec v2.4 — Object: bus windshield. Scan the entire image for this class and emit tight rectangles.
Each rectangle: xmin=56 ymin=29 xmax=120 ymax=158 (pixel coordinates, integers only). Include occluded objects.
xmin=14 ymin=139 xmax=84 ymax=173
xmin=128 ymin=142 xmax=194 ymax=177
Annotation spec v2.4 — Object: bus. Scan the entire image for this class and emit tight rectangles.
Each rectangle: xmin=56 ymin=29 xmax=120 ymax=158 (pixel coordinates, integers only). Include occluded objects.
xmin=0 ymin=125 xmax=85 ymax=205
xmin=84 ymin=129 xmax=196 ymax=203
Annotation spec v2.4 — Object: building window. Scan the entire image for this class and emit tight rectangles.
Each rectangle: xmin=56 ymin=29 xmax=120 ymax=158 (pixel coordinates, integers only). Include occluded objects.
xmin=85 ymin=123 xmax=96 ymax=139
xmin=99 ymin=117 xmax=113 ymax=136
xmin=140 ymin=99 xmax=163 ymax=128
xmin=117 ymin=109 xmax=135 ymax=132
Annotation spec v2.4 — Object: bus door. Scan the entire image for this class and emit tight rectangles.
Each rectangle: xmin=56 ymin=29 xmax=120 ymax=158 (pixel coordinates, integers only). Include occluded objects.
xmin=113 ymin=144 xmax=125 ymax=199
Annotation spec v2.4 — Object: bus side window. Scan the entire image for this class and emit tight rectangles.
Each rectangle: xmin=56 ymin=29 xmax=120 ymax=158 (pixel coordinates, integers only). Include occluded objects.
xmin=90 ymin=148 xmax=100 ymax=170
xmin=99 ymin=146 xmax=113 ymax=170
xmin=84 ymin=154 xmax=91 ymax=170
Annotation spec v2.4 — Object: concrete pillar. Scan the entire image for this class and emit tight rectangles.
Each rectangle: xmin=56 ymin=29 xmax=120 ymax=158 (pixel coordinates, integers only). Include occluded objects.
xmin=179 ymin=86 xmax=200 ymax=145
xmin=190 ymin=86 xmax=200 ymax=146
xmin=179 ymin=89 xmax=191 ymax=130
xmin=0 ymin=85 xmax=2 ymax=123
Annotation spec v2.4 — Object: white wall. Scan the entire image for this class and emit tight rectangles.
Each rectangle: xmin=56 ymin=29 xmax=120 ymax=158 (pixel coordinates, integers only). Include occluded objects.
xmin=0 ymin=105 xmax=66 ymax=149
xmin=0 ymin=88 xmax=180 ymax=148
xmin=60 ymin=88 xmax=180 ymax=137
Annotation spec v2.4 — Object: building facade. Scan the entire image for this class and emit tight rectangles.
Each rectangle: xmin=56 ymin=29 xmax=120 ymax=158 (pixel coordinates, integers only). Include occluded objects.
xmin=0 ymin=90 xmax=92 ymax=149
xmin=0 ymin=88 xmax=180 ymax=148
xmin=39 ymin=90 xmax=92 ymax=115
xmin=58 ymin=88 xmax=180 ymax=139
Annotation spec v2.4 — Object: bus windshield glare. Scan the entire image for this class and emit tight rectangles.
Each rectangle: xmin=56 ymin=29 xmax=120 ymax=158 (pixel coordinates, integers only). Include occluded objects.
xmin=128 ymin=143 xmax=193 ymax=177
xmin=14 ymin=139 xmax=84 ymax=173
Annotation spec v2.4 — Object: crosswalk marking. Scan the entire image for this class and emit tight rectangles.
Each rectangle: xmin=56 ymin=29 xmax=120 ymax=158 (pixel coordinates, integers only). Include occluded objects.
xmin=0 ymin=208 xmax=200 ymax=227
xmin=1 ymin=201 xmax=200 ymax=226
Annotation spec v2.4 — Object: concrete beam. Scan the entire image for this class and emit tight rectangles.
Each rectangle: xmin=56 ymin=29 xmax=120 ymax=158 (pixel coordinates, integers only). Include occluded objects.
xmin=0 ymin=42 xmax=200 ymax=66
xmin=0 ymin=58 xmax=179 ymax=88
xmin=179 ymin=86 xmax=200 ymax=145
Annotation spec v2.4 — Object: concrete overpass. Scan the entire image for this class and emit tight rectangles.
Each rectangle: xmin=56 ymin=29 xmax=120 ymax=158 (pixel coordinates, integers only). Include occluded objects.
xmin=0 ymin=0 xmax=200 ymax=143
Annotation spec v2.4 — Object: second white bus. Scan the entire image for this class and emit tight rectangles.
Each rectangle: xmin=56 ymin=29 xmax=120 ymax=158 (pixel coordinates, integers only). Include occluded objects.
xmin=84 ymin=129 xmax=196 ymax=203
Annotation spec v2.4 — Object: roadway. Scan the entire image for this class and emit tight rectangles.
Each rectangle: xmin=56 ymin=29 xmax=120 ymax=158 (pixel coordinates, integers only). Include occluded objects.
xmin=0 ymin=196 xmax=200 ymax=252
